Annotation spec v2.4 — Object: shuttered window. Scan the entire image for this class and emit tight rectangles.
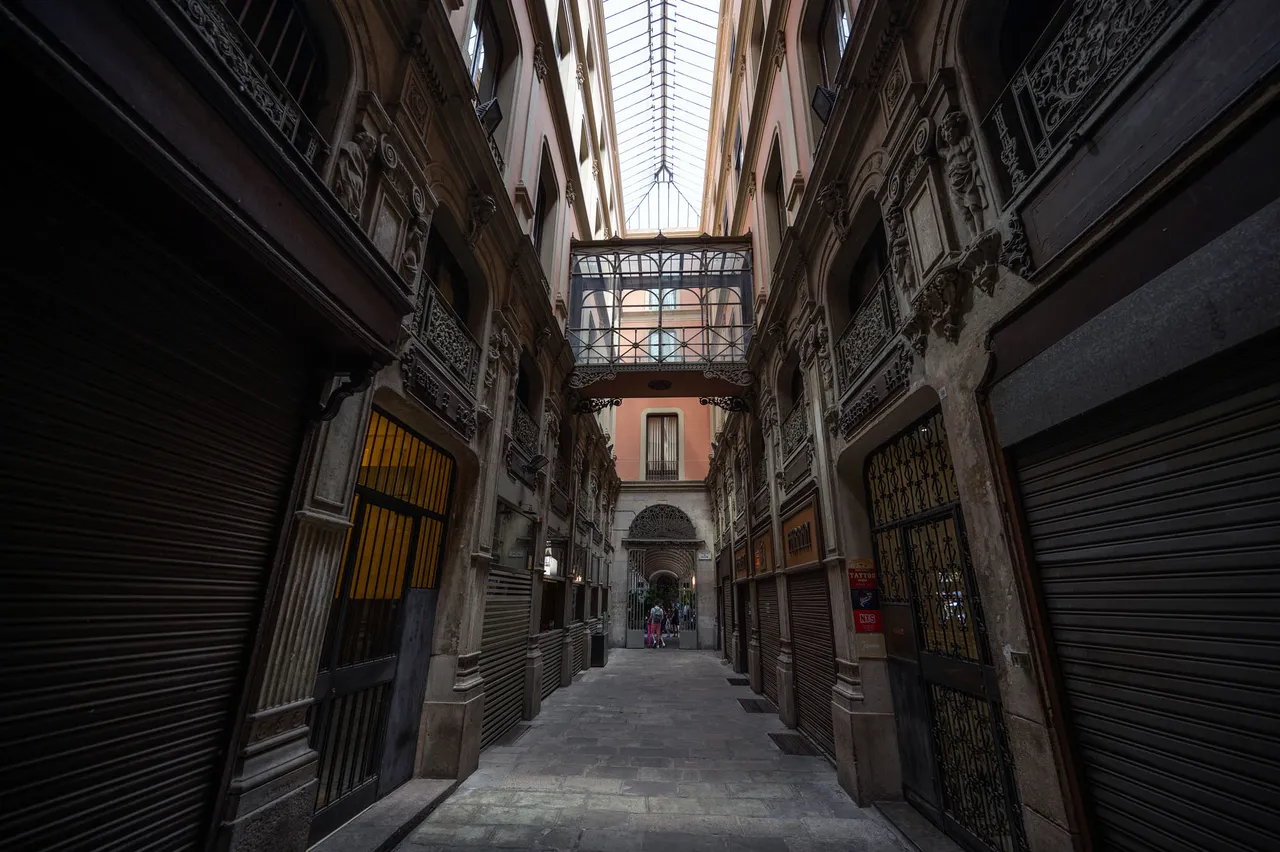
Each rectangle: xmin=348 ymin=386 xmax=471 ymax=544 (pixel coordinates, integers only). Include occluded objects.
xmin=646 ymin=414 xmax=679 ymax=481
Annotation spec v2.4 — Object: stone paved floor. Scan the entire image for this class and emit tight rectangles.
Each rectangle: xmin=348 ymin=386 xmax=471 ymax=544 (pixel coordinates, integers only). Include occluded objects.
xmin=396 ymin=650 xmax=909 ymax=852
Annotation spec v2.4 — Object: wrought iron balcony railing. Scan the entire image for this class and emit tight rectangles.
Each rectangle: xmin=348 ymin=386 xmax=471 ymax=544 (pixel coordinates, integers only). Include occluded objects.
xmin=511 ymin=400 xmax=539 ymax=456
xmin=167 ymin=0 xmax=328 ymax=170
xmin=568 ymin=237 xmax=754 ymax=372
xmin=418 ymin=281 xmax=482 ymax=392
xmin=569 ymin=324 xmax=751 ymax=366
xmin=645 ymin=460 xmax=679 ymax=481
xmin=752 ymin=457 xmax=768 ymax=495
xmin=980 ymin=0 xmax=1191 ymax=201
xmin=835 ymin=267 xmax=899 ymax=395
xmin=781 ymin=398 xmax=809 ymax=459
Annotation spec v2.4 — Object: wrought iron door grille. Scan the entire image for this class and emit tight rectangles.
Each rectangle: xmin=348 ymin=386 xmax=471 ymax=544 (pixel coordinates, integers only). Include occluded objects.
xmin=311 ymin=409 xmax=454 ymax=832
xmin=931 ymin=684 xmax=1020 ymax=852
xmin=865 ymin=409 xmax=1025 ymax=852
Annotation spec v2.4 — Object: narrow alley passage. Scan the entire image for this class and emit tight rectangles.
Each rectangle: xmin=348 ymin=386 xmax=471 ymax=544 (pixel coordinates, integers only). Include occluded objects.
xmin=397 ymin=651 xmax=907 ymax=852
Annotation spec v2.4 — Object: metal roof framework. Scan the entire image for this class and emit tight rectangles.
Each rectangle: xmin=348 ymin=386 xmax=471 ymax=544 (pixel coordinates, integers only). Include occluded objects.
xmin=602 ymin=0 xmax=719 ymax=233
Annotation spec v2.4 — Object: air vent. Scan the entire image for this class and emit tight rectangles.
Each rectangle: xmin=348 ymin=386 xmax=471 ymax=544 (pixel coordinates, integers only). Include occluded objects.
xmin=769 ymin=732 xmax=821 ymax=756
xmin=738 ymin=698 xmax=775 ymax=714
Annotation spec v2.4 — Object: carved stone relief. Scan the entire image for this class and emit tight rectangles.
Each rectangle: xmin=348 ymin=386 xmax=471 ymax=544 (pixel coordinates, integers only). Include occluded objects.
xmin=333 ymin=130 xmax=376 ymax=219
xmin=937 ymin=110 xmax=989 ymax=239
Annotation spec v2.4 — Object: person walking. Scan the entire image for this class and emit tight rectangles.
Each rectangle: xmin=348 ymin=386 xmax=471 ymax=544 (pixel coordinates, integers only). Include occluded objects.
xmin=648 ymin=603 xmax=664 ymax=648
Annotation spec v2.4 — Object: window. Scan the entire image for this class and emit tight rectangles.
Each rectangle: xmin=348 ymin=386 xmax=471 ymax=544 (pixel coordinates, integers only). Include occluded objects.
xmin=466 ymin=0 xmax=503 ymax=100
xmin=423 ymin=229 xmax=470 ymax=325
xmin=723 ymin=203 xmax=730 ymax=236
xmin=646 ymin=414 xmax=679 ymax=481
xmin=647 ymin=329 xmax=679 ymax=361
xmin=733 ymin=121 xmax=744 ymax=176
xmin=532 ymin=179 xmax=548 ymax=252
xmin=225 ymin=0 xmax=327 ymax=117
xmin=818 ymin=0 xmax=851 ymax=86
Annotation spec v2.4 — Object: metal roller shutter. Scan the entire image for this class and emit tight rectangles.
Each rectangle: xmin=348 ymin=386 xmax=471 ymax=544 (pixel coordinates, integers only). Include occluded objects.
xmin=722 ymin=580 xmax=733 ymax=660
xmin=788 ymin=569 xmax=837 ymax=755
xmin=539 ymin=631 xmax=562 ymax=700
xmin=1012 ymin=362 xmax=1280 ymax=852
xmin=757 ymin=579 xmax=781 ymax=704
xmin=480 ymin=567 xmax=533 ymax=749
xmin=0 ymin=186 xmax=310 ymax=849
xmin=570 ymin=622 xmax=587 ymax=673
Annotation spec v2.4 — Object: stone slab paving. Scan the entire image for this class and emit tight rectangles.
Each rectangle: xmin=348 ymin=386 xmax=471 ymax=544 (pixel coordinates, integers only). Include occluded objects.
xmin=396 ymin=650 xmax=909 ymax=852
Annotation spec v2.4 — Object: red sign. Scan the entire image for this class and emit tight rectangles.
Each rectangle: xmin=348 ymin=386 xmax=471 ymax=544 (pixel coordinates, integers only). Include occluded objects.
xmin=854 ymin=610 xmax=883 ymax=634
xmin=848 ymin=567 xmax=877 ymax=590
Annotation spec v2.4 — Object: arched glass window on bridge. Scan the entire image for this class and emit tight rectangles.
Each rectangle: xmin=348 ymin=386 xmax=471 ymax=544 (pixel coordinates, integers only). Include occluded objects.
xmin=569 ymin=238 xmax=753 ymax=369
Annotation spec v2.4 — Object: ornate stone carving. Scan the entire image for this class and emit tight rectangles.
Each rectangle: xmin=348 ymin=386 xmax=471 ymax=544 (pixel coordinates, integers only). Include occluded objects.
xmin=592 ymin=159 xmax=601 ymax=179
xmin=883 ymin=63 xmax=906 ymax=115
xmin=627 ymin=504 xmax=699 ymax=540
xmin=333 ymin=130 xmax=376 ymax=219
xmin=773 ymin=34 xmax=786 ymax=69
xmin=885 ymin=206 xmax=915 ymax=295
xmin=565 ymin=180 xmax=576 ymax=205
xmin=1000 ymin=211 xmax=1033 ymax=278
xmin=424 ymin=288 xmax=481 ymax=385
xmin=401 ymin=345 xmax=477 ymax=439
xmin=576 ymin=63 xmax=586 ymax=88
xmin=702 ymin=366 xmax=754 ymax=386
xmin=533 ymin=44 xmax=548 ymax=81
xmin=747 ymin=171 xmax=757 ymax=199
xmin=937 ymin=110 xmax=988 ymax=238
xmin=816 ymin=181 xmax=850 ymax=240
xmin=993 ymin=106 xmax=1028 ymax=194
xmin=699 ymin=396 xmax=750 ymax=412
xmin=399 ymin=215 xmax=427 ymax=284
xmin=511 ymin=401 xmax=539 ymax=455
xmin=467 ymin=190 xmax=496 ymax=246
xmin=568 ymin=366 xmax=618 ymax=388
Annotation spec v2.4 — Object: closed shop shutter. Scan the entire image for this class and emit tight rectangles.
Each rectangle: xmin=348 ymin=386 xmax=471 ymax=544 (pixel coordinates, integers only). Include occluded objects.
xmin=757 ymin=578 xmax=781 ymax=703
xmin=480 ymin=567 xmax=533 ymax=749
xmin=1 ymin=189 xmax=310 ymax=849
xmin=570 ymin=621 xmax=587 ymax=673
xmin=788 ymin=569 xmax=836 ymax=755
xmin=722 ymin=579 xmax=733 ymax=660
xmin=539 ymin=631 xmax=562 ymax=700
xmin=1012 ymin=361 xmax=1280 ymax=852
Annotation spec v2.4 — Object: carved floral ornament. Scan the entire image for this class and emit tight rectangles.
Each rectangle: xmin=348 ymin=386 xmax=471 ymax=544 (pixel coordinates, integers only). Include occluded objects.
xmin=816 ymin=180 xmax=850 ymax=241
xmin=532 ymin=44 xmax=548 ymax=81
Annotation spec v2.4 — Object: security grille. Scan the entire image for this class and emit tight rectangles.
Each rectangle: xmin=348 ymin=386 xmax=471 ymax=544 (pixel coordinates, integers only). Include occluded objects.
xmin=867 ymin=408 xmax=1025 ymax=852
xmin=757 ymin=578 xmax=781 ymax=703
xmin=480 ymin=566 xmax=534 ymax=749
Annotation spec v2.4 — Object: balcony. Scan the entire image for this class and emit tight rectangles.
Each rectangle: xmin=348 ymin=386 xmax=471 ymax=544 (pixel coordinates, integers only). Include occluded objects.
xmin=567 ymin=236 xmax=755 ymax=399
xmin=401 ymin=282 xmax=483 ymax=439
xmin=164 ymin=0 xmax=327 ymax=172
xmin=645 ymin=460 xmax=679 ymax=482
xmin=834 ymin=268 xmax=900 ymax=399
xmin=979 ymin=0 xmax=1194 ymax=205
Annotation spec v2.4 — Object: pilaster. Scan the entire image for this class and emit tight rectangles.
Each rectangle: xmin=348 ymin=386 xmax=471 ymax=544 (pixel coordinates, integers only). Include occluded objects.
xmin=217 ymin=385 xmax=373 ymax=852
xmin=776 ymin=639 xmax=797 ymax=727
xmin=523 ymin=633 xmax=543 ymax=720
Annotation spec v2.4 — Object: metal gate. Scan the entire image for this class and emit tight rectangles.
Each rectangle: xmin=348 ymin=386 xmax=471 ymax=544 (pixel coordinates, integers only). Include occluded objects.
xmin=1012 ymin=361 xmax=1280 ymax=852
xmin=757 ymin=578 xmax=781 ymax=703
xmin=626 ymin=550 xmax=648 ymax=647
xmin=310 ymin=409 xmax=454 ymax=841
xmin=788 ymin=570 xmax=835 ymax=753
xmin=480 ymin=565 xmax=534 ymax=748
xmin=867 ymin=408 xmax=1025 ymax=852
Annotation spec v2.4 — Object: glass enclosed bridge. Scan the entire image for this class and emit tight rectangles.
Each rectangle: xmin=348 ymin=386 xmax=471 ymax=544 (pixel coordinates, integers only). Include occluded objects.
xmin=567 ymin=236 xmax=754 ymax=399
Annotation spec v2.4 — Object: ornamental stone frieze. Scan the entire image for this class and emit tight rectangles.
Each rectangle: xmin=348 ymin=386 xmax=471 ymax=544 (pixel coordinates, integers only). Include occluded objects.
xmin=467 ymin=188 xmax=497 ymax=246
xmin=901 ymin=229 xmax=1001 ymax=354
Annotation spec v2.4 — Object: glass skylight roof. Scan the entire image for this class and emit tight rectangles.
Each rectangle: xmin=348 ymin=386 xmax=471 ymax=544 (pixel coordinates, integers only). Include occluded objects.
xmin=602 ymin=0 xmax=719 ymax=233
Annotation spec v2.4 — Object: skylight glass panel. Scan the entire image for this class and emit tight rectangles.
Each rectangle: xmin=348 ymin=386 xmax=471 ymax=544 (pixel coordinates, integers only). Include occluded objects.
xmin=602 ymin=0 xmax=719 ymax=233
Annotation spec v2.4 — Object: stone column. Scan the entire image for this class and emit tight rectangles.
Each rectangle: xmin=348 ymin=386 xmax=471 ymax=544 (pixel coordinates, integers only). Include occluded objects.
xmin=747 ymin=578 xmax=763 ymax=693
xmin=218 ymin=384 xmax=373 ymax=852
xmin=522 ymin=632 xmax=543 ymax=720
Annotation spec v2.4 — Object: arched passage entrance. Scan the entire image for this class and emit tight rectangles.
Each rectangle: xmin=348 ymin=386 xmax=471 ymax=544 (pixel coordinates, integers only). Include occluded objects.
xmin=623 ymin=505 xmax=701 ymax=648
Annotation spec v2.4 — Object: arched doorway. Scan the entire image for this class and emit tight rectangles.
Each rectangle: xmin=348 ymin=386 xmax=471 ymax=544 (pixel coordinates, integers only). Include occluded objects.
xmin=623 ymin=505 xmax=701 ymax=649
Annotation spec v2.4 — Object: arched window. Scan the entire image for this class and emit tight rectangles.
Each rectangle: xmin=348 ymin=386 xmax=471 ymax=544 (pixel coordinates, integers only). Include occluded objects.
xmin=963 ymin=0 xmax=1068 ymax=119
xmin=847 ymin=221 xmax=888 ymax=316
xmin=424 ymin=229 xmax=471 ymax=326
xmin=225 ymin=0 xmax=329 ymax=119
xmin=533 ymin=143 xmax=559 ymax=273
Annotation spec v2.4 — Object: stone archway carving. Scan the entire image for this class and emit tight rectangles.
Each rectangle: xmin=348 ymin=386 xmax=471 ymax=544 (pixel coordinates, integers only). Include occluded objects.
xmin=628 ymin=503 xmax=697 ymax=540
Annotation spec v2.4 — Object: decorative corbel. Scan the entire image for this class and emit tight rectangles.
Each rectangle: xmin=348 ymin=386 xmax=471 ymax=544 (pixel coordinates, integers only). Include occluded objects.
xmin=467 ymin=189 xmax=496 ymax=246
xmin=816 ymin=180 xmax=850 ymax=241
xmin=532 ymin=44 xmax=548 ymax=82
xmin=772 ymin=34 xmax=786 ymax=69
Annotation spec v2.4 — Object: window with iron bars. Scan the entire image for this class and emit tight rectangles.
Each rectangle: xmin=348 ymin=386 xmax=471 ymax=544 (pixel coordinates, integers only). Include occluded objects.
xmin=646 ymin=414 xmax=679 ymax=481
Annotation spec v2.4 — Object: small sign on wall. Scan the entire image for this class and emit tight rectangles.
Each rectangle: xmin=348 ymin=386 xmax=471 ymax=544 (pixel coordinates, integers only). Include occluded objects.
xmin=848 ymin=556 xmax=883 ymax=645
